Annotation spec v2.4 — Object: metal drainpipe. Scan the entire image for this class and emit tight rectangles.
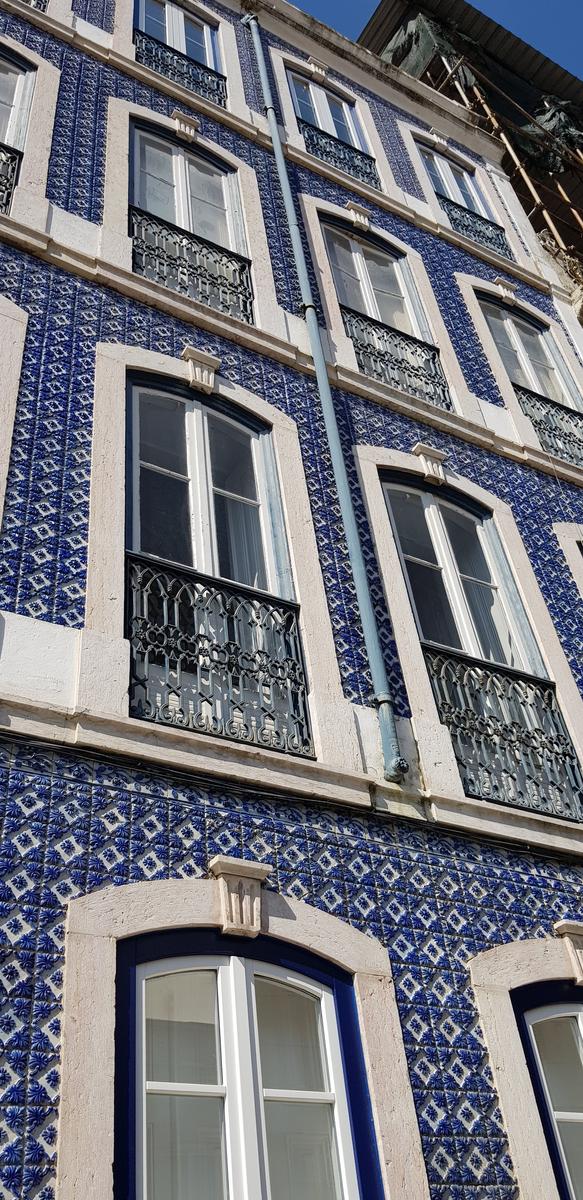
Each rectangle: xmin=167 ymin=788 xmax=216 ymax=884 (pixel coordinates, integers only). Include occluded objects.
xmin=242 ymin=12 xmax=409 ymax=784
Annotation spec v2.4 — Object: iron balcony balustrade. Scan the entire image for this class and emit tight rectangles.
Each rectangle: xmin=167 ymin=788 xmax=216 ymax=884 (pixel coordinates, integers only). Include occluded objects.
xmin=340 ymin=305 xmax=453 ymax=410
xmin=133 ymin=29 xmax=228 ymax=107
xmin=436 ymin=193 xmax=513 ymax=259
xmin=298 ymin=119 xmax=381 ymax=190
xmin=130 ymin=205 xmax=254 ymax=323
xmin=22 ymin=0 xmax=48 ymax=8
xmin=423 ymin=644 xmax=583 ymax=822
xmin=126 ymin=552 xmax=314 ymax=758
xmin=0 ymin=142 xmax=22 ymax=214
xmin=514 ymin=383 xmax=583 ymax=469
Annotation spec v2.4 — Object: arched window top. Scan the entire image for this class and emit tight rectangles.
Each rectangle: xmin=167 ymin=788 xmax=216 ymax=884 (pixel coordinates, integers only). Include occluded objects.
xmin=322 ymin=221 xmax=430 ymax=342
xmin=478 ymin=294 xmax=581 ymax=411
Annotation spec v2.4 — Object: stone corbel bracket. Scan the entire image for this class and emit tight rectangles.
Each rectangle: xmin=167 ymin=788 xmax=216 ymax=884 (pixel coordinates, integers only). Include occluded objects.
xmin=307 ymin=56 xmax=327 ymax=82
xmin=413 ymin=441 xmax=448 ymax=484
xmin=172 ymin=109 xmax=201 ymax=143
xmin=554 ymin=920 xmax=583 ymax=985
xmin=209 ymin=855 xmax=273 ymax=937
xmin=345 ymin=200 xmax=371 ymax=231
xmin=494 ymin=276 xmax=519 ymax=304
xmin=181 ymin=344 xmax=221 ymax=393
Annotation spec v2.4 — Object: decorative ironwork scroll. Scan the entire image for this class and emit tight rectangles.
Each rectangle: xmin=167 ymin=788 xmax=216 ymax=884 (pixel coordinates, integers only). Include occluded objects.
xmin=126 ymin=553 xmax=314 ymax=758
xmin=134 ymin=30 xmax=228 ymax=107
xmin=298 ymin=120 xmax=381 ymax=190
xmin=423 ymin=645 xmax=583 ymax=820
xmin=0 ymin=143 xmax=22 ymax=214
xmin=437 ymin=194 xmax=513 ymax=259
xmin=514 ymin=383 xmax=583 ymax=469
xmin=130 ymin=206 xmax=254 ymax=323
xmin=341 ymin=305 xmax=453 ymax=409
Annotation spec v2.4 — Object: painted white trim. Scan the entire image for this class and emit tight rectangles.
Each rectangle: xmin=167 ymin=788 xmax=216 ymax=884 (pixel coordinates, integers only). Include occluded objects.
xmin=0 ymin=35 xmax=59 ymax=234
xmin=468 ymin=936 xmax=579 ymax=1200
xmin=56 ymin=880 xmax=430 ymax=1200
xmin=354 ymin=443 xmax=583 ymax=851
xmin=553 ymin=522 xmax=583 ymax=598
xmin=0 ymin=296 xmax=27 ymax=528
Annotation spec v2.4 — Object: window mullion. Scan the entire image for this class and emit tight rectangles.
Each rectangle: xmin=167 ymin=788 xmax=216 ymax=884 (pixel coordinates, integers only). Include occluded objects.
xmin=228 ymin=957 xmax=266 ymax=1200
xmin=314 ymin=86 xmax=335 ymax=136
xmin=426 ymin=501 xmax=479 ymax=657
xmin=188 ymin=403 xmax=211 ymax=574
xmin=507 ymin=316 xmax=540 ymax=392
xmin=356 ymin=244 xmax=380 ymax=321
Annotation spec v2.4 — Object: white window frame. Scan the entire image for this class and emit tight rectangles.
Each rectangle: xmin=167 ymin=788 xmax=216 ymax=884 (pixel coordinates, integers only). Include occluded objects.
xmin=479 ymin=299 xmax=582 ymax=412
xmin=132 ymin=128 xmax=246 ymax=255
xmin=382 ymin=482 xmax=543 ymax=675
xmin=0 ymin=55 xmax=34 ymax=151
xmin=323 ymin=224 xmax=430 ymax=339
xmin=288 ymin=72 xmax=365 ymax=149
xmin=525 ymin=1002 xmax=583 ymax=1200
xmin=418 ymin=143 xmax=490 ymax=217
xmin=131 ymin=384 xmax=290 ymax=597
xmin=137 ymin=0 xmax=220 ymax=71
xmin=135 ymin=954 xmax=361 ymax=1200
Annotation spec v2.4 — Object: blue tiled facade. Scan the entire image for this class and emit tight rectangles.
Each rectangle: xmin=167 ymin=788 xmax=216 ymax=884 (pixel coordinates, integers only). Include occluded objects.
xmin=0 ymin=2 xmax=582 ymax=1199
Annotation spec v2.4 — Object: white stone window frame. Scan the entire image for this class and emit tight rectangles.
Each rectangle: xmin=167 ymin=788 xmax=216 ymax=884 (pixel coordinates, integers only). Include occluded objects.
xmin=355 ymin=441 xmax=583 ymax=855
xmin=468 ymin=932 xmax=583 ymax=1200
xmin=553 ymin=522 xmax=583 ymax=598
xmin=55 ymin=878 xmax=430 ymax=1200
xmin=397 ymin=121 xmax=529 ymax=266
xmin=0 ymin=36 xmax=60 ymax=234
xmin=0 ymin=296 xmax=28 ymax=528
xmin=110 ymin=0 xmax=248 ymax=119
xmin=99 ymin=99 xmax=299 ymax=348
xmin=268 ymin=46 xmax=395 ymax=195
xmin=135 ymin=0 xmax=221 ymax=73
xmin=456 ymin=273 xmax=583 ymax=453
xmin=83 ymin=341 xmax=363 ymax=778
xmin=299 ymin=192 xmax=484 ymax=424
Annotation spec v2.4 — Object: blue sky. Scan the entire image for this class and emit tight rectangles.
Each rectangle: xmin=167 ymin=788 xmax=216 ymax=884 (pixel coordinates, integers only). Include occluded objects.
xmin=301 ymin=0 xmax=583 ymax=79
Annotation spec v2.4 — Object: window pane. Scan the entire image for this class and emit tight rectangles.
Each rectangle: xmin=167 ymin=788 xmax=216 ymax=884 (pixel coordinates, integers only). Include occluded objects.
xmin=533 ymin=1017 xmax=583 ymax=1113
xmin=146 ymin=1095 xmax=227 ymax=1200
xmin=143 ymin=0 xmax=166 ymax=42
xmin=145 ymin=970 xmax=219 ymax=1085
xmin=325 ymin=229 xmax=366 ymax=313
xmin=0 ymin=61 xmax=19 ymax=144
xmin=405 ymin=560 xmax=462 ymax=648
xmin=292 ymin=77 xmax=317 ymax=125
xmin=442 ymin=508 xmax=491 ymax=582
xmin=363 ymin=246 xmax=411 ymax=333
xmin=388 ymin=490 xmax=437 ymax=564
xmin=214 ymin=493 xmax=267 ymax=589
xmin=138 ymin=137 xmax=176 ymax=223
xmin=139 ymin=393 xmax=187 ymax=474
xmin=327 ymin=95 xmax=352 ymax=145
xmin=140 ymin=468 xmax=192 ymax=565
xmin=264 ymin=1102 xmax=342 ymax=1200
xmin=451 ymin=164 xmax=480 ymax=213
xmin=462 ymin=579 xmax=513 ymax=665
xmin=421 ymin=149 xmax=444 ymax=197
xmin=557 ymin=1120 xmax=583 ymax=1195
xmin=515 ymin=321 xmax=566 ymax=404
xmin=255 ymin=978 xmax=325 ymax=1092
xmin=187 ymin=158 xmax=229 ymax=246
xmin=208 ymin=416 xmax=257 ymax=500
xmin=184 ymin=17 xmax=207 ymax=65
xmin=482 ymin=305 xmax=530 ymax=388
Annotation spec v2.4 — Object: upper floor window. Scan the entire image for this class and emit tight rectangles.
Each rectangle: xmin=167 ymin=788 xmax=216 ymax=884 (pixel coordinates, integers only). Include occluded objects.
xmin=136 ymin=956 xmax=361 ymax=1200
xmin=130 ymin=129 xmax=253 ymax=323
xmin=419 ymin=144 xmax=512 ymax=259
xmin=324 ymin=225 xmax=452 ymax=409
xmin=134 ymin=0 xmax=227 ymax=107
xmin=0 ymin=55 xmax=33 ymax=213
xmin=525 ymin=1003 xmax=583 ymax=1199
xmin=289 ymin=74 xmax=380 ymax=190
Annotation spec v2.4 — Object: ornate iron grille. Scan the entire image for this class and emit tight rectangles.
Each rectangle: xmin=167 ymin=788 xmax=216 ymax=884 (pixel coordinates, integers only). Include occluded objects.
xmin=437 ymin=194 xmax=513 ymax=259
xmin=298 ymin=120 xmax=381 ymax=190
xmin=133 ymin=30 xmax=227 ymax=107
xmin=0 ymin=142 xmax=22 ymax=214
xmin=22 ymin=0 xmax=48 ymax=8
xmin=340 ymin=305 xmax=453 ymax=409
xmin=126 ymin=553 xmax=314 ymax=758
xmin=130 ymin=206 xmax=254 ymax=323
xmin=423 ymin=645 xmax=583 ymax=821
xmin=514 ymin=383 xmax=583 ymax=469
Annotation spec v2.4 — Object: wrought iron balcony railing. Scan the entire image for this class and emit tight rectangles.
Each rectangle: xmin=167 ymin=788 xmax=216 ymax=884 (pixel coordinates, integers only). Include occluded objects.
xmin=0 ymin=142 xmax=22 ymax=214
xmin=126 ymin=553 xmax=314 ymax=758
xmin=298 ymin=120 xmax=381 ymax=190
xmin=437 ymin=193 xmax=513 ymax=260
xmin=514 ymin=383 xmax=583 ymax=469
xmin=22 ymin=0 xmax=48 ymax=8
xmin=340 ymin=305 xmax=453 ymax=410
xmin=133 ymin=29 xmax=227 ymax=107
xmin=423 ymin=645 xmax=583 ymax=821
xmin=130 ymin=206 xmax=254 ymax=323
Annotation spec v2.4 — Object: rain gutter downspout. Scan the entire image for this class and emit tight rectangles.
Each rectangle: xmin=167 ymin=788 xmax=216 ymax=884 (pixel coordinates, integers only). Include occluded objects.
xmin=242 ymin=11 xmax=409 ymax=783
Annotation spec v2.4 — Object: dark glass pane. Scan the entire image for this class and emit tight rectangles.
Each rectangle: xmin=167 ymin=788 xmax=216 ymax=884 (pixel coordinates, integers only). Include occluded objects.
xmin=388 ymin=490 xmax=437 ymax=563
xmin=405 ymin=560 xmax=461 ymax=648
xmin=140 ymin=468 xmax=192 ymax=565
xmin=208 ymin=416 xmax=257 ymax=499
xmin=139 ymin=393 xmax=187 ymax=474
xmin=442 ymin=508 xmax=491 ymax=581
xmin=184 ymin=17 xmax=207 ymax=64
xmin=214 ymin=493 xmax=266 ymax=589
xmin=462 ymin=580 xmax=509 ymax=664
